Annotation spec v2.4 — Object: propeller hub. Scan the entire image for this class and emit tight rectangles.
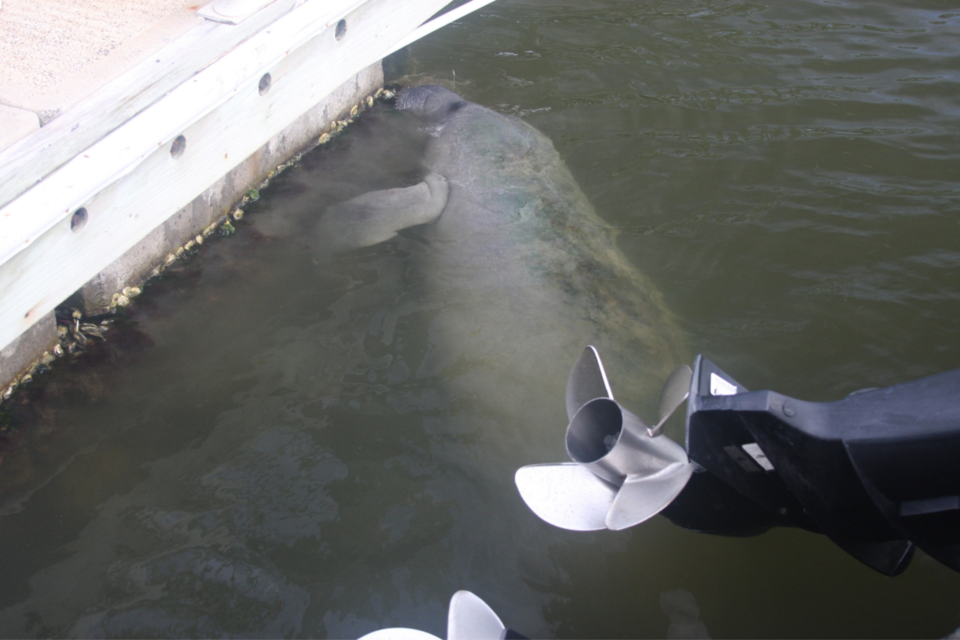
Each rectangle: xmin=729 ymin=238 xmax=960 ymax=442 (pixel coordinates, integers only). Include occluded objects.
xmin=566 ymin=397 xmax=687 ymax=487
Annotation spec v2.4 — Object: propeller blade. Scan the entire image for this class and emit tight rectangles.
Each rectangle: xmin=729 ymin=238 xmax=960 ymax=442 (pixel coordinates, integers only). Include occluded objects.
xmin=515 ymin=463 xmax=616 ymax=531
xmin=566 ymin=346 xmax=614 ymax=421
xmin=448 ymin=591 xmax=506 ymax=640
xmin=606 ymin=461 xmax=695 ymax=530
xmin=358 ymin=629 xmax=442 ymax=640
xmin=648 ymin=364 xmax=693 ymax=437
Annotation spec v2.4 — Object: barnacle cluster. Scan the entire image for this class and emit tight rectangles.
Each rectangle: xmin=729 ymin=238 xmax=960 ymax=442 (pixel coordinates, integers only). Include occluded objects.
xmin=316 ymin=87 xmax=395 ymax=148
xmin=56 ymin=306 xmax=115 ymax=354
xmin=0 ymin=305 xmax=121 ymax=403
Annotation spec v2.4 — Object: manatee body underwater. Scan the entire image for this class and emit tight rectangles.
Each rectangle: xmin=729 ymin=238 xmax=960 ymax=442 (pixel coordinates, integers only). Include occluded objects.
xmin=315 ymin=85 xmax=685 ymax=412
xmin=305 ymin=84 xmax=691 ymax=634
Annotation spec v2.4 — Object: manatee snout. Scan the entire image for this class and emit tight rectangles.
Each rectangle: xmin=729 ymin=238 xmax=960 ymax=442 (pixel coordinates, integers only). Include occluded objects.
xmin=396 ymin=85 xmax=467 ymax=122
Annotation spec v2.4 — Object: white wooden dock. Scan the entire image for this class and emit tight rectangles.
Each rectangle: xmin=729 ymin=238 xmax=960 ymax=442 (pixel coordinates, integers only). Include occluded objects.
xmin=0 ymin=0 xmax=494 ymax=395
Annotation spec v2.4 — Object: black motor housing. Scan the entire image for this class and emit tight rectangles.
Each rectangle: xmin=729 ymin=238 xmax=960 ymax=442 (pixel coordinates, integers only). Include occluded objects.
xmin=679 ymin=356 xmax=960 ymax=576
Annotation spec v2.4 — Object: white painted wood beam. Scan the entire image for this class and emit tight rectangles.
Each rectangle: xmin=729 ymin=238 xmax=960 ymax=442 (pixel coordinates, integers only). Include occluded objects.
xmin=0 ymin=0 xmax=299 ymax=210
xmin=385 ymin=0 xmax=499 ymax=57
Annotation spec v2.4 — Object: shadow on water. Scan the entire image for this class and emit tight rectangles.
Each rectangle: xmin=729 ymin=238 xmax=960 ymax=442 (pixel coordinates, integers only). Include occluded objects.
xmin=1 ymin=0 xmax=960 ymax=637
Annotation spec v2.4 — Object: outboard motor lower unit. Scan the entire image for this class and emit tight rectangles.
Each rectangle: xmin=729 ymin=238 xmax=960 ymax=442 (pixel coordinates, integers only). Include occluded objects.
xmin=516 ymin=347 xmax=960 ymax=576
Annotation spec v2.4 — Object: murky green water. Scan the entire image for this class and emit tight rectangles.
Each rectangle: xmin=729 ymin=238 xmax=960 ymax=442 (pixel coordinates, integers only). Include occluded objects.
xmin=2 ymin=0 xmax=959 ymax=637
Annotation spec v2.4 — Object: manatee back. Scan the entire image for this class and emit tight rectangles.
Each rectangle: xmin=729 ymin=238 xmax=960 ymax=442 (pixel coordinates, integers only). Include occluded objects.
xmin=398 ymin=86 xmax=688 ymax=398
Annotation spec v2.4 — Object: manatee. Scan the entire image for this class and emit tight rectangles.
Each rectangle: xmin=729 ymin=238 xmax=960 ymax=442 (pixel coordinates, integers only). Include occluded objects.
xmin=314 ymin=85 xmax=684 ymax=414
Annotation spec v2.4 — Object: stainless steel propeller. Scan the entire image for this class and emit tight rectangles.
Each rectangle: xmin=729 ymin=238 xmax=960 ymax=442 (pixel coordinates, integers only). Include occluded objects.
xmin=515 ymin=346 xmax=694 ymax=531
xmin=358 ymin=590 xmax=511 ymax=640
xmin=648 ymin=362 xmax=695 ymax=436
